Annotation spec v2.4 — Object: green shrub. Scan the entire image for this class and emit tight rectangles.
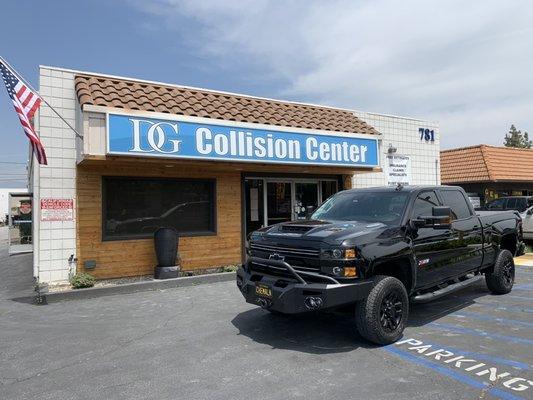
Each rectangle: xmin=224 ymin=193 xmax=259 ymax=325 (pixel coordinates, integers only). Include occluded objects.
xmin=221 ymin=265 xmax=239 ymax=272
xmin=70 ymin=273 xmax=96 ymax=289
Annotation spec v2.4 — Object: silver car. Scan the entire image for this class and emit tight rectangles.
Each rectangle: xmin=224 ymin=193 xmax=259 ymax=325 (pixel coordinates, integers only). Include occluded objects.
xmin=520 ymin=206 xmax=533 ymax=240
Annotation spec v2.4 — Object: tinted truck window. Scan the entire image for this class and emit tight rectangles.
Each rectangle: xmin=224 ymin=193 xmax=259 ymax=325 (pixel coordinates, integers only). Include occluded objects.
xmin=440 ymin=190 xmax=471 ymax=220
xmin=412 ymin=191 xmax=439 ymax=218
xmin=486 ymin=198 xmax=505 ymax=210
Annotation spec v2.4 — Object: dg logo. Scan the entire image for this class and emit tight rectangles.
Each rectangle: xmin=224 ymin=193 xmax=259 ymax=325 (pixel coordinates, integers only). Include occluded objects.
xmin=129 ymin=118 xmax=182 ymax=154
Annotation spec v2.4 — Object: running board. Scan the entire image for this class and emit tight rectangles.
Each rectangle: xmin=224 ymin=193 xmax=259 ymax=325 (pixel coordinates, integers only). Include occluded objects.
xmin=411 ymin=275 xmax=484 ymax=304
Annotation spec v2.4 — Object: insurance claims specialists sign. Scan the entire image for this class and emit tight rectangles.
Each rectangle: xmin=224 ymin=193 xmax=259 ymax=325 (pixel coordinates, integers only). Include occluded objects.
xmin=107 ymin=113 xmax=379 ymax=168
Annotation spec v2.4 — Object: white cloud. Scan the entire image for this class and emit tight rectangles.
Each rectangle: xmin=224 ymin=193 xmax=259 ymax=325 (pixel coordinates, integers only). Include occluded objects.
xmin=132 ymin=0 xmax=533 ymax=148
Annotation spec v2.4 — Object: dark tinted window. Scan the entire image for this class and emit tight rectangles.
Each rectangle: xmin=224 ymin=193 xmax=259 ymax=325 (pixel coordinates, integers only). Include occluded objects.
xmin=486 ymin=198 xmax=505 ymax=210
xmin=506 ymin=198 xmax=518 ymax=210
xmin=312 ymin=191 xmax=409 ymax=225
xmin=412 ymin=191 xmax=440 ymax=218
xmin=103 ymin=177 xmax=216 ymax=240
xmin=515 ymin=198 xmax=527 ymax=212
xmin=440 ymin=190 xmax=471 ymax=220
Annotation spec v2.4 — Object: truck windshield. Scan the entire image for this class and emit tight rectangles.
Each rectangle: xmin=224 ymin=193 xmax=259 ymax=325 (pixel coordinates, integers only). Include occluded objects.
xmin=312 ymin=191 xmax=409 ymax=224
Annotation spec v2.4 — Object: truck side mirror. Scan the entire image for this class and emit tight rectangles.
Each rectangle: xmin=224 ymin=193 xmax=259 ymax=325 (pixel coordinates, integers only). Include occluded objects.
xmin=431 ymin=206 xmax=452 ymax=229
xmin=527 ymin=208 xmax=533 ymax=216
xmin=410 ymin=206 xmax=452 ymax=230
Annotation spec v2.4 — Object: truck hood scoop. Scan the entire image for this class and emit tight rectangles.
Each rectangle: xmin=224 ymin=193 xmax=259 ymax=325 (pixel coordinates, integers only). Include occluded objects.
xmin=275 ymin=220 xmax=332 ymax=234
xmin=268 ymin=220 xmax=386 ymax=240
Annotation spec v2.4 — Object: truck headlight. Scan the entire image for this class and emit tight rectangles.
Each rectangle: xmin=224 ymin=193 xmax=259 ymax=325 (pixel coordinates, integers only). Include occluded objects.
xmin=332 ymin=249 xmax=343 ymax=258
xmin=321 ymin=248 xmax=358 ymax=260
xmin=344 ymin=249 xmax=357 ymax=259
xmin=332 ymin=266 xmax=358 ymax=277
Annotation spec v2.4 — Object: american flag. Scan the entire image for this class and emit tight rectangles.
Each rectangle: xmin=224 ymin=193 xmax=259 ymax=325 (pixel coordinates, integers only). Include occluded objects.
xmin=0 ymin=61 xmax=47 ymax=165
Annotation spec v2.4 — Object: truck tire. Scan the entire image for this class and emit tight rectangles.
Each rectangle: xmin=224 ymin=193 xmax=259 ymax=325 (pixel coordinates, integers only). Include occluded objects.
xmin=355 ymin=275 xmax=409 ymax=345
xmin=485 ymin=249 xmax=515 ymax=294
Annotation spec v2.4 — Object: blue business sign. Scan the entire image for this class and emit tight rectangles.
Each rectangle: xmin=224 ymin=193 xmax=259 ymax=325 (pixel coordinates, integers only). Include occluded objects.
xmin=107 ymin=113 xmax=379 ymax=168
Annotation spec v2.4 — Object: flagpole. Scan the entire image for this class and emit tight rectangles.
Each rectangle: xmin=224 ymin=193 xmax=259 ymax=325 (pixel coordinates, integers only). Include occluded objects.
xmin=0 ymin=56 xmax=83 ymax=139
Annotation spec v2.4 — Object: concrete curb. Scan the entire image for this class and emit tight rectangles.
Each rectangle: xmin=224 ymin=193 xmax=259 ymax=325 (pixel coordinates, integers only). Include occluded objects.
xmin=16 ymin=272 xmax=236 ymax=304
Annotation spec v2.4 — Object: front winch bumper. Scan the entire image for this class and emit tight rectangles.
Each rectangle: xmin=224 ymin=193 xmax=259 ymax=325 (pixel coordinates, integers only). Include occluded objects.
xmin=236 ymin=257 xmax=373 ymax=314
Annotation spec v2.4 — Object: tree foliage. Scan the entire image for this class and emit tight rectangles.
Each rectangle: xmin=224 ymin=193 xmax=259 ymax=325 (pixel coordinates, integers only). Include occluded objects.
xmin=504 ymin=125 xmax=532 ymax=148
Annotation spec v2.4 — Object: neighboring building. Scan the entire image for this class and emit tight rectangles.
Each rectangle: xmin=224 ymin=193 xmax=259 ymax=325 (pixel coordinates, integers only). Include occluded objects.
xmin=30 ymin=66 xmax=440 ymax=283
xmin=0 ymin=188 xmax=28 ymax=224
xmin=441 ymin=145 xmax=533 ymax=205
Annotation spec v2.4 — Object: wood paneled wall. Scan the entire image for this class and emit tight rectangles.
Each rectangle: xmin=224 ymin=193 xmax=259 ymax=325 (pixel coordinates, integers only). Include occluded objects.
xmin=76 ymin=157 xmax=373 ymax=279
xmin=76 ymin=161 xmax=242 ymax=279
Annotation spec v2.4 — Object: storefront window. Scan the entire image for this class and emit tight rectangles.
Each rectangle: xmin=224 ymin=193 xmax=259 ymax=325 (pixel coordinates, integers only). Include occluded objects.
xmin=103 ymin=177 xmax=216 ymax=240
xmin=321 ymin=181 xmax=338 ymax=204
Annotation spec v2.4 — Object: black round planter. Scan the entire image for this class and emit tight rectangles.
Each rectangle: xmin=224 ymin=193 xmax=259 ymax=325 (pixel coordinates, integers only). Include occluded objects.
xmin=154 ymin=227 xmax=179 ymax=279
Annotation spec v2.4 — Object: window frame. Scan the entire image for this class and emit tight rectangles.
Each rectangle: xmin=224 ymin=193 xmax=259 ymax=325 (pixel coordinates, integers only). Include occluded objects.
xmin=101 ymin=176 xmax=217 ymax=242
xmin=437 ymin=188 xmax=473 ymax=221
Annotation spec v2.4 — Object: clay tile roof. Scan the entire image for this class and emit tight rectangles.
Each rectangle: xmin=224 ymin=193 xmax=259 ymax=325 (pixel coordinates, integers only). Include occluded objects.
xmin=74 ymin=74 xmax=378 ymax=135
xmin=441 ymin=145 xmax=533 ymax=183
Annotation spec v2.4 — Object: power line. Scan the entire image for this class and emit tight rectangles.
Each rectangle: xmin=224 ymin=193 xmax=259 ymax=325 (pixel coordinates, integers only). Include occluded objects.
xmin=0 ymin=161 xmax=26 ymax=165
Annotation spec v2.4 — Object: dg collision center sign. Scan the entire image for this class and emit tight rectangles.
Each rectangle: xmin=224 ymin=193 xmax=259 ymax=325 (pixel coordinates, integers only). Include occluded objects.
xmin=107 ymin=114 xmax=379 ymax=168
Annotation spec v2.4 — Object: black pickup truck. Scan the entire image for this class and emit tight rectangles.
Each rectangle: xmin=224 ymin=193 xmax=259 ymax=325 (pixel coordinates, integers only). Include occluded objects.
xmin=236 ymin=185 xmax=524 ymax=345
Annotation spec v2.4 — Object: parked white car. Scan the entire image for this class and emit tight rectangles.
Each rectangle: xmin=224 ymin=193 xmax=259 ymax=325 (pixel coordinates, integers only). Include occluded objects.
xmin=521 ymin=206 xmax=533 ymax=240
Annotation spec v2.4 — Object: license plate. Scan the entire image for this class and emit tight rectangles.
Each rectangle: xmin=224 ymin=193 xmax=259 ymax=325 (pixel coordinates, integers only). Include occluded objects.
xmin=255 ymin=284 xmax=272 ymax=298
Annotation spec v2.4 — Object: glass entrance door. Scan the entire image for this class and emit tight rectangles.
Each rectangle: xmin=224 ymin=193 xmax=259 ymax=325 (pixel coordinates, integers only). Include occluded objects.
xmin=244 ymin=177 xmax=339 ymax=237
xmin=8 ymin=193 xmax=33 ymax=255
xmin=294 ymin=182 xmax=319 ymax=220
xmin=267 ymin=182 xmax=292 ymax=226
xmin=244 ymin=179 xmax=264 ymax=238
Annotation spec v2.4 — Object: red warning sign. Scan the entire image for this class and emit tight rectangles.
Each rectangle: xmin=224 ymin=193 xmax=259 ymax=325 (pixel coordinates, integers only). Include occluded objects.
xmin=40 ymin=198 xmax=74 ymax=221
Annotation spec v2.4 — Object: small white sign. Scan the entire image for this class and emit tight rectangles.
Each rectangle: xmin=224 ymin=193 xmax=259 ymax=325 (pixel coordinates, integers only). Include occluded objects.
xmin=386 ymin=155 xmax=411 ymax=186
xmin=40 ymin=198 xmax=74 ymax=221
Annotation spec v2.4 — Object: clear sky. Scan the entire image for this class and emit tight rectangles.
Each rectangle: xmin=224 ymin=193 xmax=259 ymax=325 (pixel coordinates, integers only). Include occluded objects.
xmin=1 ymin=0 xmax=532 ymax=188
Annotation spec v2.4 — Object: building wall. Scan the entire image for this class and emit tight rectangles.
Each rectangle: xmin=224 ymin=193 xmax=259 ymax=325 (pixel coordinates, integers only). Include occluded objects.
xmin=33 ymin=67 xmax=440 ymax=283
xmin=76 ymin=161 xmax=242 ymax=279
xmin=33 ymin=67 xmax=78 ymax=283
xmin=451 ymin=182 xmax=533 ymax=204
xmin=351 ymin=112 xmax=440 ymax=187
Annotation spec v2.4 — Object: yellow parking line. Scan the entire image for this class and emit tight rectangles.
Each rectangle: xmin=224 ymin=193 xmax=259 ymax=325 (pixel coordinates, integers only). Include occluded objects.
xmin=514 ymin=253 xmax=533 ymax=266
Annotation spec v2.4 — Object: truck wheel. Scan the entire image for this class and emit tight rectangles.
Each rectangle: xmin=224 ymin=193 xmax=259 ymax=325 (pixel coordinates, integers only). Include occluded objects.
xmin=485 ymin=249 xmax=515 ymax=294
xmin=355 ymin=276 xmax=409 ymax=345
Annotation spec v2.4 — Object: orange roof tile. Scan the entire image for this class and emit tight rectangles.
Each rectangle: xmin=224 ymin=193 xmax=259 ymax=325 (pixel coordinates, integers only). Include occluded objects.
xmin=441 ymin=145 xmax=533 ymax=183
xmin=74 ymin=75 xmax=379 ymax=135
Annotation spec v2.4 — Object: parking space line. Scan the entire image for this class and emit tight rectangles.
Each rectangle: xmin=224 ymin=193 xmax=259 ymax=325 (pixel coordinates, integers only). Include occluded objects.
xmin=383 ymin=345 xmax=525 ymax=400
xmin=491 ymin=306 xmax=533 ymax=314
xmin=505 ymin=295 xmax=533 ymax=301
xmin=471 ymin=303 xmax=533 ymax=314
xmin=451 ymin=311 xmax=533 ymax=328
xmin=514 ymin=284 xmax=533 ymax=290
xmin=428 ymin=322 xmax=533 ymax=346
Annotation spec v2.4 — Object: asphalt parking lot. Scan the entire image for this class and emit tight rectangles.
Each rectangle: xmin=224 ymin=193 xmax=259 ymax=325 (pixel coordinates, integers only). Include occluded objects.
xmin=0 ymin=242 xmax=532 ymax=399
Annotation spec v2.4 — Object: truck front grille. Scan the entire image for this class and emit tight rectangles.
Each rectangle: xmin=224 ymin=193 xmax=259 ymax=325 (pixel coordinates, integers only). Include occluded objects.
xmin=250 ymin=243 xmax=320 ymax=258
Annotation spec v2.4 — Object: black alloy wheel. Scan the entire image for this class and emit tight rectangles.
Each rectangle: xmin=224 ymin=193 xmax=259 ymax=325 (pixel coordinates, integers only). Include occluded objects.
xmin=380 ymin=290 xmax=404 ymax=333
xmin=355 ymin=275 xmax=409 ymax=345
xmin=485 ymin=249 xmax=515 ymax=295
xmin=501 ymin=257 xmax=515 ymax=286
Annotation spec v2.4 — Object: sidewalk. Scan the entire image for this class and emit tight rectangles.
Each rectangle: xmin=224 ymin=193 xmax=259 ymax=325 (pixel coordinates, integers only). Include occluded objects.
xmin=0 ymin=227 xmax=34 ymax=300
